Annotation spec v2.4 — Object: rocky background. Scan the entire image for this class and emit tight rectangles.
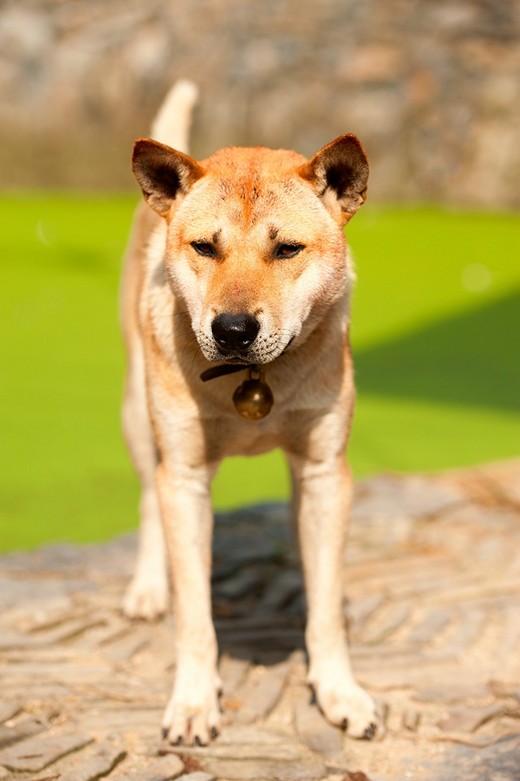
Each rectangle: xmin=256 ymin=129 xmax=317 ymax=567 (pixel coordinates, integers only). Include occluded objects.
xmin=1 ymin=0 xmax=519 ymax=206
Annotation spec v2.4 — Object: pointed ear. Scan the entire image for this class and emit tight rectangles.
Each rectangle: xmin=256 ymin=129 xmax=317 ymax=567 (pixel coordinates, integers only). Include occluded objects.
xmin=132 ymin=138 xmax=205 ymax=218
xmin=298 ymin=134 xmax=369 ymax=224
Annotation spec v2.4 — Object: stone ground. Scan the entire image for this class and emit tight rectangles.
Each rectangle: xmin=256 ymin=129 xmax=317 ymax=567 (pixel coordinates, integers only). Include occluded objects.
xmin=1 ymin=460 xmax=520 ymax=781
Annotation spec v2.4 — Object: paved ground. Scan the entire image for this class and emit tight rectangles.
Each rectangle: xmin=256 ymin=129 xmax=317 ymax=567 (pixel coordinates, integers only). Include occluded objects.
xmin=1 ymin=460 xmax=520 ymax=781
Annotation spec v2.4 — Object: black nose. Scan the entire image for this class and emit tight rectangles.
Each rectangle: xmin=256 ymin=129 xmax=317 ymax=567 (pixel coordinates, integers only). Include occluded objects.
xmin=211 ymin=313 xmax=260 ymax=353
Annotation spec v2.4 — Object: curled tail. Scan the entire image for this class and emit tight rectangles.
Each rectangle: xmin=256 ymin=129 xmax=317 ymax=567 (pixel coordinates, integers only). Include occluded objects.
xmin=150 ymin=80 xmax=199 ymax=154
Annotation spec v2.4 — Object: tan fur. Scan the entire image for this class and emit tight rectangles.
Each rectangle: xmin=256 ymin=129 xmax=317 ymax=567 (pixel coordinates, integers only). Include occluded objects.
xmin=121 ymin=82 xmax=378 ymax=745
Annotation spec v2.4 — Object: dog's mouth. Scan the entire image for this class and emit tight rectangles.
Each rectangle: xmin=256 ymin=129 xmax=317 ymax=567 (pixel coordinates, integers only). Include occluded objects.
xmin=217 ymin=351 xmax=254 ymax=364
xmin=196 ymin=328 xmax=295 ymax=367
xmin=282 ymin=335 xmax=295 ymax=354
xmin=214 ymin=334 xmax=295 ymax=364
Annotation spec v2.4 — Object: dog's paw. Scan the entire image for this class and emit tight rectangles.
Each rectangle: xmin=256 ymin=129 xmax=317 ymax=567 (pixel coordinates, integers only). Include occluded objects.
xmin=122 ymin=574 xmax=169 ymax=620
xmin=313 ymin=679 xmax=379 ymax=739
xmin=161 ymin=667 xmax=221 ymax=746
xmin=309 ymin=656 xmax=380 ymax=739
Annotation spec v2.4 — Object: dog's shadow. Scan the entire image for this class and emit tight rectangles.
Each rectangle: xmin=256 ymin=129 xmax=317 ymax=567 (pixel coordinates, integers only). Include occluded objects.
xmin=212 ymin=503 xmax=306 ymax=665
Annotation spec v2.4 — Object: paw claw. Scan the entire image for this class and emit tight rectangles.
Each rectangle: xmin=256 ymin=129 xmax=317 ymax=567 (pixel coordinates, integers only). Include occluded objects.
xmin=309 ymin=666 xmax=380 ymax=739
xmin=162 ymin=666 xmax=221 ymax=746
xmin=363 ymin=722 xmax=377 ymax=740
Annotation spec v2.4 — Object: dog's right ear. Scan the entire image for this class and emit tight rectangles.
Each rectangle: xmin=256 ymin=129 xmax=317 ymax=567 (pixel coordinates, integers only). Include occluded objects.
xmin=132 ymin=138 xmax=205 ymax=218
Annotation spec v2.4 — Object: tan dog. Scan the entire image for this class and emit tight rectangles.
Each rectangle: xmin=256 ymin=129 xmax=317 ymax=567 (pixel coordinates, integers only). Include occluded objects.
xmin=121 ymin=81 xmax=378 ymax=745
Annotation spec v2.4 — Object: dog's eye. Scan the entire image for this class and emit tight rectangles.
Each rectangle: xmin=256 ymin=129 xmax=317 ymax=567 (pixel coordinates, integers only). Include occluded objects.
xmin=191 ymin=241 xmax=216 ymax=257
xmin=275 ymin=243 xmax=305 ymax=259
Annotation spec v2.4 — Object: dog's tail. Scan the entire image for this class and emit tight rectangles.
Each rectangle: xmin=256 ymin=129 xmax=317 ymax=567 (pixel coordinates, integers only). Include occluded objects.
xmin=150 ymin=79 xmax=199 ymax=155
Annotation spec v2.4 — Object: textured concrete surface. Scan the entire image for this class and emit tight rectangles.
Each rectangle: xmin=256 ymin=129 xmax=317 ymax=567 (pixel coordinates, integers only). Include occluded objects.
xmin=1 ymin=460 xmax=520 ymax=780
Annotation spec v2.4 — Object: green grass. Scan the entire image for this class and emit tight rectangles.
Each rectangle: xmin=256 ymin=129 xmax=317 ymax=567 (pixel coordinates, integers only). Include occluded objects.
xmin=1 ymin=195 xmax=519 ymax=551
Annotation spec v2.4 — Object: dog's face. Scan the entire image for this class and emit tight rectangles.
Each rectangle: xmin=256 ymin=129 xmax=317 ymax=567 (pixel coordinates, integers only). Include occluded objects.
xmin=133 ymin=136 xmax=368 ymax=364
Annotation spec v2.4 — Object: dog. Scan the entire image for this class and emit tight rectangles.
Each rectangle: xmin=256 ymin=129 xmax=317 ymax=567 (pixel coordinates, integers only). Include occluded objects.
xmin=121 ymin=80 xmax=378 ymax=745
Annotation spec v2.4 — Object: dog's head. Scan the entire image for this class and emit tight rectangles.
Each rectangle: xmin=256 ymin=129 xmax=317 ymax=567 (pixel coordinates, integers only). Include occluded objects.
xmin=133 ymin=136 xmax=368 ymax=364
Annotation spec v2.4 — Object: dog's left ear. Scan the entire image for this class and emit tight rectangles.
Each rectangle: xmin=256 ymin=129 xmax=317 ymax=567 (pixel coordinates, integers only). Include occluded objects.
xmin=298 ymin=134 xmax=369 ymax=225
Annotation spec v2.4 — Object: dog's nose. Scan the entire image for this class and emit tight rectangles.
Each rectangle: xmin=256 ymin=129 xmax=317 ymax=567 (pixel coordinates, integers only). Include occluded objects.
xmin=211 ymin=313 xmax=260 ymax=353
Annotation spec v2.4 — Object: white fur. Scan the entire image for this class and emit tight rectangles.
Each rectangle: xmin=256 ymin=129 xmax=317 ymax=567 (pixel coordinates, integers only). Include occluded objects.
xmin=151 ymin=79 xmax=199 ymax=153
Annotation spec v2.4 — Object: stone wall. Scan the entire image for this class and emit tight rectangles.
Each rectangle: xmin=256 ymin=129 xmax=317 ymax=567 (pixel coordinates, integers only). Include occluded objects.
xmin=1 ymin=0 xmax=519 ymax=206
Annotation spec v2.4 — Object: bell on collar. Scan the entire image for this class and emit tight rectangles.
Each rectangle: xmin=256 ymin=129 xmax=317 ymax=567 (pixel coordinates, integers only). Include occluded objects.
xmin=233 ymin=367 xmax=274 ymax=420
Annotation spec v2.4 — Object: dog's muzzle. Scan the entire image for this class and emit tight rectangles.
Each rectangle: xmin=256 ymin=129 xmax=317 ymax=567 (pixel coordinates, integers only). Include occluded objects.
xmin=211 ymin=313 xmax=260 ymax=356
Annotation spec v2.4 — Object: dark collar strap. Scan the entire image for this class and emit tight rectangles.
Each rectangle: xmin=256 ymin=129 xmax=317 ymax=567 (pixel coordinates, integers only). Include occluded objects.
xmin=200 ymin=363 xmax=249 ymax=382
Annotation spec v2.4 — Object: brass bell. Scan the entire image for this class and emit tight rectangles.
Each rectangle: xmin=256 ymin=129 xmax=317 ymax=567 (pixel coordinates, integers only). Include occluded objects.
xmin=233 ymin=374 xmax=274 ymax=420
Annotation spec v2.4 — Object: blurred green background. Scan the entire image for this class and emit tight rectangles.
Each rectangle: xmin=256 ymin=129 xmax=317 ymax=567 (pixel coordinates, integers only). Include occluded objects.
xmin=1 ymin=194 xmax=518 ymax=551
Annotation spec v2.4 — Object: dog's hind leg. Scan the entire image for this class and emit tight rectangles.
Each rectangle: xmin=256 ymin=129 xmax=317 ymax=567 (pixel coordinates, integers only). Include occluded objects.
xmin=121 ymin=340 xmax=169 ymax=620
xmin=120 ymin=80 xmax=199 ymax=620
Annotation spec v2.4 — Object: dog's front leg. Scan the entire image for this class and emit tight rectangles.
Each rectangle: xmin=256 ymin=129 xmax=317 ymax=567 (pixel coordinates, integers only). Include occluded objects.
xmin=291 ymin=454 xmax=379 ymax=739
xmin=156 ymin=459 xmax=221 ymax=746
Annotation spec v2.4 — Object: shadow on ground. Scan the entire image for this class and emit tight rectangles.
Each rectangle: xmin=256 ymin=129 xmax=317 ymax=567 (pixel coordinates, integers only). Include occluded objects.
xmin=212 ymin=503 xmax=306 ymax=665
xmin=354 ymin=288 xmax=520 ymax=412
